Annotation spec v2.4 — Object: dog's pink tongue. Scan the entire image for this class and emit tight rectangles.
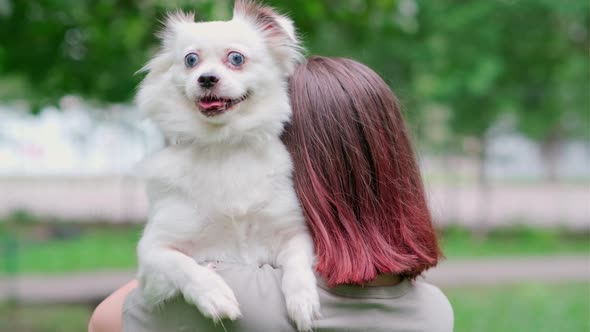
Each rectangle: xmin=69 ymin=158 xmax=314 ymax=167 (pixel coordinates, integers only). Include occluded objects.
xmin=199 ymin=99 xmax=225 ymax=110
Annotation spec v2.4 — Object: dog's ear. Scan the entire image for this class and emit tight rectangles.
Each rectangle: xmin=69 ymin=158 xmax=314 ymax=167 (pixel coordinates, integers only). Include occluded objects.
xmin=158 ymin=11 xmax=195 ymax=49
xmin=138 ymin=12 xmax=194 ymax=76
xmin=233 ymin=0 xmax=303 ymax=75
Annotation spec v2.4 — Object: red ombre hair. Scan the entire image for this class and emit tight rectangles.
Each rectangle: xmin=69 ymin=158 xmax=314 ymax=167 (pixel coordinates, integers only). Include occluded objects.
xmin=283 ymin=56 xmax=441 ymax=286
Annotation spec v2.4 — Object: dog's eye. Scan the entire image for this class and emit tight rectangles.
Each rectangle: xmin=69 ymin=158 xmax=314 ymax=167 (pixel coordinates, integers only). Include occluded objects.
xmin=184 ymin=53 xmax=199 ymax=68
xmin=228 ymin=52 xmax=245 ymax=67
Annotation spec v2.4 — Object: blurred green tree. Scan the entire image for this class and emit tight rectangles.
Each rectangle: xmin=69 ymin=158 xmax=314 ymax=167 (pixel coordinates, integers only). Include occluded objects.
xmin=0 ymin=0 xmax=220 ymax=109
xmin=0 ymin=0 xmax=588 ymax=175
xmin=418 ymin=0 xmax=588 ymax=176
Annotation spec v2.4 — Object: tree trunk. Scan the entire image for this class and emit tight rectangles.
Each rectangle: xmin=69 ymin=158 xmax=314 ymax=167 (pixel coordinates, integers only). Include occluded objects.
xmin=540 ymin=127 xmax=562 ymax=183
xmin=474 ymin=135 xmax=491 ymax=238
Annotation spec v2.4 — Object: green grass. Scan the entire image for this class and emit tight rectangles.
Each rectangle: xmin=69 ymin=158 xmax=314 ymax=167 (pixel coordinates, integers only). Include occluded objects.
xmin=1 ymin=225 xmax=141 ymax=275
xmin=447 ymin=282 xmax=590 ymax=332
xmin=0 ymin=220 xmax=588 ymax=275
xmin=441 ymin=225 xmax=590 ymax=258
xmin=0 ymin=283 xmax=587 ymax=332
xmin=0 ymin=303 xmax=92 ymax=332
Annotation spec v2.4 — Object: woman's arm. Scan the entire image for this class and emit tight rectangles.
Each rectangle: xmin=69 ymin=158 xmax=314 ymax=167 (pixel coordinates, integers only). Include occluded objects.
xmin=88 ymin=280 xmax=138 ymax=332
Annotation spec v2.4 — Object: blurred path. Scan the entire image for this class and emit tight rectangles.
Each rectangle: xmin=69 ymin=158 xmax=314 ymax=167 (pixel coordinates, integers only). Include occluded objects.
xmin=424 ymin=255 xmax=590 ymax=287
xmin=0 ymin=177 xmax=589 ymax=229
xmin=1 ymin=255 xmax=588 ymax=304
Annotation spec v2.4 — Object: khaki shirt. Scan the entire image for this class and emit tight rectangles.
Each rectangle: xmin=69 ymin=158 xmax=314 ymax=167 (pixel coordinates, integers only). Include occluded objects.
xmin=123 ymin=263 xmax=453 ymax=332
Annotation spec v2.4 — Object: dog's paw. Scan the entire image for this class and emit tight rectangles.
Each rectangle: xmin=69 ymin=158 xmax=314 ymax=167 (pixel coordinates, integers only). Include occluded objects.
xmin=182 ymin=276 xmax=242 ymax=322
xmin=285 ymin=287 xmax=321 ymax=331
xmin=139 ymin=272 xmax=178 ymax=309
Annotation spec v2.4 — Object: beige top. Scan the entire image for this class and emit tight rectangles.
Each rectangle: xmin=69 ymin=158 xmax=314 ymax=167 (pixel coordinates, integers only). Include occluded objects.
xmin=123 ymin=263 xmax=453 ymax=332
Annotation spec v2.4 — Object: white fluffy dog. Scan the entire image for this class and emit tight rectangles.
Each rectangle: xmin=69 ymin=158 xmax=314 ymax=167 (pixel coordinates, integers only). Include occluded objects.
xmin=135 ymin=1 xmax=319 ymax=330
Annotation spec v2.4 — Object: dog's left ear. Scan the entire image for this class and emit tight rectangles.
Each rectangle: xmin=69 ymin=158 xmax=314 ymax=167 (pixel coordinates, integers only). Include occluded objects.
xmin=233 ymin=0 xmax=303 ymax=75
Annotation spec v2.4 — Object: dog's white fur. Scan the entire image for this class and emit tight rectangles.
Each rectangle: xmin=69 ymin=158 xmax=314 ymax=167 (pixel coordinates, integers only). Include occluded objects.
xmin=135 ymin=1 xmax=319 ymax=330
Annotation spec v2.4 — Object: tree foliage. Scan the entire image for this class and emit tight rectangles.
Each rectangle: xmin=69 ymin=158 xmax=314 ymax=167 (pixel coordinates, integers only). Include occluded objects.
xmin=0 ymin=0 xmax=588 ymax=142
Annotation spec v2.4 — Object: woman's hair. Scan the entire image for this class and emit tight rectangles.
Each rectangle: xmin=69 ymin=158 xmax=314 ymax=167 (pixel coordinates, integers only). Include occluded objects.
xmin=283 ymin=56 xmax=441 ymax=286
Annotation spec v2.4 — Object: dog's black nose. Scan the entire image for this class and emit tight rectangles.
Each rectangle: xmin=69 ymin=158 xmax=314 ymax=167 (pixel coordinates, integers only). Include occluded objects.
xmin=198 ymin=74 xmax=219 ymax=89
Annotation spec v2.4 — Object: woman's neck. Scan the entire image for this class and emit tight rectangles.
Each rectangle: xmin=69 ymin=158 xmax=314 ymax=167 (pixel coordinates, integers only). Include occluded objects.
xmin=363 ymin=274 xmax=402 ymax=287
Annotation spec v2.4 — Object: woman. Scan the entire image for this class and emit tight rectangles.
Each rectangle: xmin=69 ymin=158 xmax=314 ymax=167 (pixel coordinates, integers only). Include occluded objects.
xmin=89 ymin=56 xmax=453 ymax=332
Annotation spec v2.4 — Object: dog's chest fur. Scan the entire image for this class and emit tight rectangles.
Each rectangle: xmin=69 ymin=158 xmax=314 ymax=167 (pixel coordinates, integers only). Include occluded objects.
xmin=142 ymin=140 xmax=304 ymax=264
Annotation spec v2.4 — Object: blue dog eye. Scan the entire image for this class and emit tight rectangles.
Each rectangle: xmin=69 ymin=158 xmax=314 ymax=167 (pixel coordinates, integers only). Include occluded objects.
xmin=184 ymin=53 xmax=199 ymax=68
xmin=228 ymin=52 xmax=245 ymax=66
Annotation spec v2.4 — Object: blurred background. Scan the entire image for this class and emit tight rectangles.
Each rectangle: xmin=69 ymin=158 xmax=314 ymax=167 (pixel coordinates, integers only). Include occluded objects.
xmin=0 ymin=0 xmax=588 ymax=331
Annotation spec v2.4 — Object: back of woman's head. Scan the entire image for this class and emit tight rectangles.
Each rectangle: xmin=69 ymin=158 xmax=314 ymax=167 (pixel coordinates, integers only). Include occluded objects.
xmin=283 ymin=56 xmax=441 ymax=286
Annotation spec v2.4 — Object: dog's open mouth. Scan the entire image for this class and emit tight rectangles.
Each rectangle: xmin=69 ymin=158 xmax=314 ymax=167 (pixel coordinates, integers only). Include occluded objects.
xmin=197 ymin=93 xmax=249 ymax=117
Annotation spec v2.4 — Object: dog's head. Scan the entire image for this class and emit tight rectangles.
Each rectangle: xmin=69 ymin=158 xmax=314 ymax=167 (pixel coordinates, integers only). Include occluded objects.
xmin=137 ymin=0 xmax=302 ymax=144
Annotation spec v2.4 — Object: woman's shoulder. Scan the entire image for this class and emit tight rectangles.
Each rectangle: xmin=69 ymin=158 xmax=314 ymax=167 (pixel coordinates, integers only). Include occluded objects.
xmin=219 ymin=265 xmax=455 ymax=332
xmin=404 ymin=281 xmax=454 ymax=332
xmin=314 ymin=278 xmax=453 ymax=332
xmin=123 ymin=265 xmax=454 ymax=332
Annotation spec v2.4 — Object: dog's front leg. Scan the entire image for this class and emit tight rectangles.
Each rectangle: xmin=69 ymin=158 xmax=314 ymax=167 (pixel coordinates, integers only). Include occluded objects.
xmin=138 ymin=242 xmax=242 ymax=322
xmin=277 ymin=231 xmax=321 ymax=331
xmin=137 ymin=188 xmax=241 ymax=322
